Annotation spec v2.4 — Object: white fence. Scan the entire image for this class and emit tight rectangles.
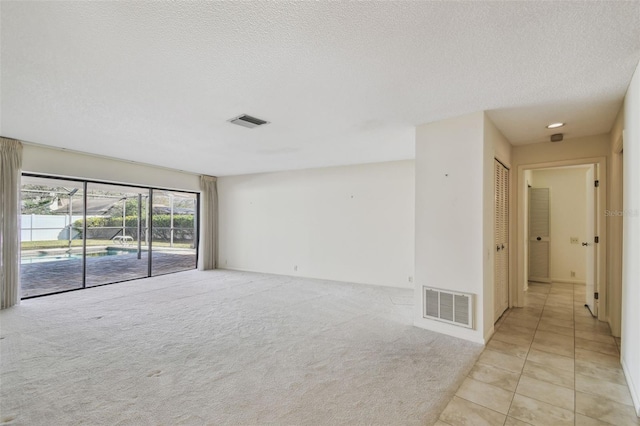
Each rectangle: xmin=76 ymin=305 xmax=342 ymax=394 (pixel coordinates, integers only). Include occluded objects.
xmin=21 ymin=214 xmax=84 ymax=242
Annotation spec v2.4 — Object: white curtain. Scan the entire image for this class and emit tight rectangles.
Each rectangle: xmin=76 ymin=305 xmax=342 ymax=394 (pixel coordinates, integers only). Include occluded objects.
xmin=198 ymin=175 xmax=218 ymax=270
xmin=1 ymin=138 xmax=23 ymax=308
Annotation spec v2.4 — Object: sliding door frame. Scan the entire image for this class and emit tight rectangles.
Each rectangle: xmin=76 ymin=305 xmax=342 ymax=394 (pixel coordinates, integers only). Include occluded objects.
xmin=20 ymin=173 xmax=200 ymax=299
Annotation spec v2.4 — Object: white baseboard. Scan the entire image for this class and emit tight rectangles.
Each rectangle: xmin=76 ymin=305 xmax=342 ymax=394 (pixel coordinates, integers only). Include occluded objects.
xmin=622 ymin=357 xmax=640 ymax=417
xmin=413 ymin=317 xmax=487 ymax=345
xmin=217 ymin=266 xmax=413 ymax=290
xmin=551 ymin=278 xmax=586 ymax=285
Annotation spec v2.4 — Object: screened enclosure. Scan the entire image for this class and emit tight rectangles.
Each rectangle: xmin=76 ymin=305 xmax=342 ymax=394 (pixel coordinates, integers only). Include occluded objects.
xmin=20 ymin=174 xmax=199 ymax=298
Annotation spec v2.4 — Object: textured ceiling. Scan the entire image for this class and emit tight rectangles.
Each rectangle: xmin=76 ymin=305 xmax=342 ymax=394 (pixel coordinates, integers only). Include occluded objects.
xmin=1 ymin=1 xmax=639 ymax=176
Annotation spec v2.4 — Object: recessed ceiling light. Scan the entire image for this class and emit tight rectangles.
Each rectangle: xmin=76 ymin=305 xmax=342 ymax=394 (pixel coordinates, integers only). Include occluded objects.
xmin=546 ymin=122 xmax=565 ymax=129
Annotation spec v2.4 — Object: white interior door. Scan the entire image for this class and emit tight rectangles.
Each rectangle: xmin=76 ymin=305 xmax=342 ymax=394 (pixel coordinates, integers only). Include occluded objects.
xmin=529 ymin=187 xmax=551 ymax=283
xmin=585 ymin=165 xmax=597 ymax=315
xmin=494 ymin=160 xmax=509 ymax=321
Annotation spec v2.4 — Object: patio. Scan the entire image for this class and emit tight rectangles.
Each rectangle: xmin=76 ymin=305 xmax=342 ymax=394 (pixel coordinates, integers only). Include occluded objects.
xmin=21 ymin=250 xmax=196 ymax=298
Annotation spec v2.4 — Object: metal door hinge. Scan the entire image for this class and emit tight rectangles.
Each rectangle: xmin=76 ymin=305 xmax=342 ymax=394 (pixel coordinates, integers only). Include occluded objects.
xmin=595 ymin=180 xmax=600 ymax=187
xmin=594 ymin=292 xmax=599 ymax=300
xmin=595 ymin=236 xmax=599 ymax=243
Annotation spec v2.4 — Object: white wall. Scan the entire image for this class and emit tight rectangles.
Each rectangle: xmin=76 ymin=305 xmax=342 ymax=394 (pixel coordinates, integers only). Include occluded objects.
xmin=512 ymin=134 xmax=610 ymax=166
xmin=22 ymin=144 xmax=201 ymax=192
xmin=621 ymin=61 xmax=640 ymax=417
xmin=414 ymin=111 xmax=510 ymax=344
xmin=608 ymin=107 xmax=624 ymax=337
xmin=21 ymin=214 xmax=84 ymax=241
xmin=488 ymin=116 xmax=513 ymax=167
xmin=218 ymin=160 xmax=415 ymax=289
xmin=531 ymin=167 xmax=589 ymax=284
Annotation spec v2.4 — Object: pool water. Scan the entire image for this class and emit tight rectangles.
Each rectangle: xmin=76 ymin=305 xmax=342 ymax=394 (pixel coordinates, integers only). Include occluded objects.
xmin=21 ymin=250 xmax=131 ymax=264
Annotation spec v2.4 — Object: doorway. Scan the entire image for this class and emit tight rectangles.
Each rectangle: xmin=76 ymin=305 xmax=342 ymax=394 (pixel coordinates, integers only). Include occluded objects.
xmin=516 ymin=157 xmax=607 ymax=322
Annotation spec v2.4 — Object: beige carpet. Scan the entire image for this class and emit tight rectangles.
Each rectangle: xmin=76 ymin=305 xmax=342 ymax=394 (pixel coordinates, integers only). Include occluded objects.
xmin=0 ymin=270 xmax=481 ymax=425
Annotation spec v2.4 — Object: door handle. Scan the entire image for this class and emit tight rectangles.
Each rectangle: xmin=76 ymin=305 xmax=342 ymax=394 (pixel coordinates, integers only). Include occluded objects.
xmin=536 ymin=237 xmax=542 ymax=241
xmin=496 ymin=245 xmax=501 ymax=252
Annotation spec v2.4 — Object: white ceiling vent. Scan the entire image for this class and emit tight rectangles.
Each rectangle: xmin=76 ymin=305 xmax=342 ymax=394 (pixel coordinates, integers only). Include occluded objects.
xmin=228 ymin=114 xmax=270 ymax=129
xmin=423 ymin=287 xmax=473 ymax=328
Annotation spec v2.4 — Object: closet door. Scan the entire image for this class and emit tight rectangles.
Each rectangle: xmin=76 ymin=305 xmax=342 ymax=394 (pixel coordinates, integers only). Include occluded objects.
xmin=494 ymin=160 xmax=509 ymax=321
xmin=529 ymin=187 xmax=551 ymax=283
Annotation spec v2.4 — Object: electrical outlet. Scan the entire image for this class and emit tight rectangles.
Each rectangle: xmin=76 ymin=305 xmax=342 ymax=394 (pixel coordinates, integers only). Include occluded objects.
xmin=570 ymin=237 xmax=579 ymax=244
xmin=571 ymin=271 xmax=576 ymax=278
xmin=408 ymin=276 xmax=413 ymax=283
xmin=294 ymin=265 xmax=298 ymax=272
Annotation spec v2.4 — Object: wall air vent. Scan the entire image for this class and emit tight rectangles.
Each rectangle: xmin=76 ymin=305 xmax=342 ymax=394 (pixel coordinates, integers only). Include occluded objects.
xmin=550 ymin=133 xmax=564 ymax=142
xmin=423 ymin=286 xmax=473 ymax=328
xmin=228 ymin=114 xmax=270 ymax=129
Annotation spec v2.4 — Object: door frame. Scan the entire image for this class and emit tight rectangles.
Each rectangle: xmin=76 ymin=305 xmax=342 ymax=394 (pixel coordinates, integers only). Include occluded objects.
xmin=585 ymin=164 xmax=597 ymax=316
xmin=514 ymin=156 xmax=608 ymax=322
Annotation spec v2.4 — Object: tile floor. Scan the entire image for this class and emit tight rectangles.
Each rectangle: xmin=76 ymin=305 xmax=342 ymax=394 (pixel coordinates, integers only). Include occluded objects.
xmin=436 ymin=282 xmax=639 ymax=426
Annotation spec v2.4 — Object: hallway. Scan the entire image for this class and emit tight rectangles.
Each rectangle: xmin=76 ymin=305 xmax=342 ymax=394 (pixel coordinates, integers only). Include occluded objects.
xmin=437 ymin=282 xmax=638 ymax=425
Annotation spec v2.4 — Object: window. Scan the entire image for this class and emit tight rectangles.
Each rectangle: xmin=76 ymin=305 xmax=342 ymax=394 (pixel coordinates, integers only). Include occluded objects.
xmin=20 ymin=174 xmax=199 ymax=298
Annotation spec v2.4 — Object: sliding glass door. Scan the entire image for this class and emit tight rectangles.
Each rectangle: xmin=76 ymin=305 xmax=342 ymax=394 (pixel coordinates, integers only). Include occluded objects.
xmin=84 ymin=183 xmax=150 ymax=287
xmin=151 ymin=190 xmax=198 ymax=276
xmin=20 ymin=174 xmax=199 ymax=298
xmin=20 ymin=176 xmax=85 ymax=297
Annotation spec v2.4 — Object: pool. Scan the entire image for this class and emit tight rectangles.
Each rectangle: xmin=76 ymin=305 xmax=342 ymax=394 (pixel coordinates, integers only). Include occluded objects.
xmin=21 ymin=249 xmax=132 ymax=264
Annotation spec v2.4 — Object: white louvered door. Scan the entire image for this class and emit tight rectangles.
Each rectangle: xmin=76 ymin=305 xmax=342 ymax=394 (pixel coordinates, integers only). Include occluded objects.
xmin=494 ymin=160 xmax=509 ymax=321
xmin=529 ymin=187 xmax=551 ymax=283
